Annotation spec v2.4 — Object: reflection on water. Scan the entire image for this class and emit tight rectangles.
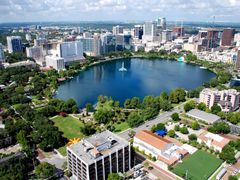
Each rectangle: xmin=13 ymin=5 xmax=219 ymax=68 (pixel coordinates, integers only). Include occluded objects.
xmin=56 ymin=58 xmax=216 ymax=108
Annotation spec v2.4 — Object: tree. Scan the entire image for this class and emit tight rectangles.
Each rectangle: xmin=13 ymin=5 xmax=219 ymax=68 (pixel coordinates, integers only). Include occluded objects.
xmin=219 ymin=145 xmax=236 ymax=164
xmin=80 ymin=122 xmax=96 ymax=136
xmin=160 ymin=91 xmax=168 ymax=100
xmin=124 ymin=99 xmax=131 ymax=109
xmin=207 ymin=122 xmax=230 ymax=134
xmin=188 ymin=134 xmax=197 ymax=141
xmin=171 ymin=113 xmax=180 ymax=121
xmin=94 ymin=108 xmax=114 ymax=124
xmin=211 ymin=104 xmax=221 ymax=115
xmin=130 ymin=97 xmax=141 ymax=109
xmin=107 ymin=173 xmax=123 ymax=180
xmin=86 ymin=103 xmax=94 ymax=115
xmin=197 ymin=102 xmax=207 ymax=111
xmin=184 ymin=100 xmax=196 ymax=112
xmin=174 ymin=125 xmax=180 ymax=131
xmin=151 ymin=123 xmax=165 ymax=132
xmin=127 ymin=111 xmax=143 ymax=128
xmin=16 ymin=130 xmax=32 ymax=156
xmin=180 ymin=127 xmax=189 ymax=134
xmin=35 ymin=162 xmax=56 ymax=179
xmin=190 ymin=121 xmax=200 ymax=130
xmin=167 ymin=130 xmax=175 ymax=137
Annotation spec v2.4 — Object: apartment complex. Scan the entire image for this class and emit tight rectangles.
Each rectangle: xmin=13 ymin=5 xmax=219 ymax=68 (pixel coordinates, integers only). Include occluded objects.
xmin=133 ymin=130 xmax=188 ymax=169
xmin=197 ymin=131 xmax=230 ymax=152
xmin=7 ymin=36 xmax=23 ymax=53
xmin=67 ymin=131 xmax=131 ymax=180
xmin=199 ymin=88 xmax=240 ymax=112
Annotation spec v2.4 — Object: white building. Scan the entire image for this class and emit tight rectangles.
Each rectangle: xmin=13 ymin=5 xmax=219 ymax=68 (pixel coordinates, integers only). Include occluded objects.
xmin=142 ymin=21 xmax=157 ymax=42
xmin=25 ymin=34 xmax=32 ymax=41
xmin=45 ymin=55 xmax=65 ymax=70
xmin=199 ymin=88 xmax=240 ymax=112
xmin=7 ymin=36 xmax=22 ymax=53
xmin=54 ymin=41 xmax=84 ymax=63
xmin=26 ymin=46 xmax=44 ymax=65
xmin=197 ymin=131 xmax=230 ymax=152
xmin=0 ymin=43 xmax=5 ymax=63
xmin=162 ymin=30 xmax=173 ymax=42
xmin=113 ymin=25 xmax=124 ymax=35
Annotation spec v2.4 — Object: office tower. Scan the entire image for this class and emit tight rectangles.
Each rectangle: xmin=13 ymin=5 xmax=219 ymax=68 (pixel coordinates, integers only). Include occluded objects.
xmin=143 ymin=21 xmax=157 ymax=36
xmin=134 ymin=25 xmax=143 ymax=39
xmin=83 ymin=32 xmax=92 ymax=38
xmin=93 ymin=35 xmax=101 ymax=56
xmin=157 ymin=17 xmax=166 ymax=30
xmin=101 ymin=33 xmax=116 ymax=54
xmin=26 ymin=46 xmax=44 ymax=63
xmin=56 ymin=41 xmax=84 ymax=63
xmin=172 ymin=27 xmax=184 ymax=37
xmin=77 ymin=27 xmax=84 ymax=34
xmin=45 ymin=55 xmax=65 ymax=70
xmin=115 ymin=34 xmax=132 ymax=51
xmin=112 ymin=25 xmax=124 ymax=35
xmin=207 ymin=29 xmax=220 ymax=49
xmin=0 ymin=43 xmax=5 ymax=63
xmin=77 ymin=37 xmax=94 ymax=55
xmin=67 ymin=130 xmax=131 ymax=180
xmin=221 ymin=28 xmax=235 ymax=46
xmin=162 ymin=30 xmax=173 ymax=42
xmin=7 ymin=36 xmax=23 ymax=53
xmin=236 ymin=49 xmax=240 ymax=69
xmin=25 ymin=34 xmax=32 ymax=41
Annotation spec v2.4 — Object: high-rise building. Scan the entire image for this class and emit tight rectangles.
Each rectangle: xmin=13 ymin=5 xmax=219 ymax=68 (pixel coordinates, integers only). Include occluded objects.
xmin=172 ymin=27 xmax=184 ymax=37
xmin=7 ymin=36 xmax=23 ymax=53
xmin=221 ymin=28 xmax=235 ymax=47
xmin=207 ymin=29 xmax=220 ymax=49
xmin=162 ymin=30 xmax=172 ymax=42
xmin=101 ymin=33 xmax=116 ymax=54
xmin=26 ymin=46 xmax=44 ymax=64
xmin=236 ymin=49 xmax=240 ymax=69
xmin=93 ymin=35 xmax=101 ymax=56
xmin=157 ymin=17 xmax=166 ymax=30
xmin=67 ymin=130 xmax=131 ymax=180
xmin=115 ymin=34 xmax=132 ymax=51
xmin=133 ymin=25 xmax=143 ymax=39
xmin=77 ymin=37 xmax=94 ymax=55
xmin=143 ymin=21 xmax=157 ymax=42
xmin=0 ymin=43 xmax=5 ymax=63
xmin=112 ymin=25 xmax=124 ymax=35
xmin=56 ymin=41 xmax=84 ymax=63
xmin=45 ymin=55 xmax=65 ymax=70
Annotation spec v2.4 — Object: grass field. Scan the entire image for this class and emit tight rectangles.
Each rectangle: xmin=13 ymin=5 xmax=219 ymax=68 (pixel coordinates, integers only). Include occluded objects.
xmin=172 ymin=150 xmax=223 ymax=180
xmin=52 ymin=116 xmax=85 ymax=140
xmin=113 ymin=122 xmax=130 ymax=133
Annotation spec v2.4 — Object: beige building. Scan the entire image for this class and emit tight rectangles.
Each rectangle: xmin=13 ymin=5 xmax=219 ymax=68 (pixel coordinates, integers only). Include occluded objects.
xmin=199 ymin=88 xmax=240 ymax=112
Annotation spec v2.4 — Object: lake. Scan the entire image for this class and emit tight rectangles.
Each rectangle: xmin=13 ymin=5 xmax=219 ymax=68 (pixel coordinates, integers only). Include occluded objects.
xmin=56 ymin=58 xmax=216 ymax=107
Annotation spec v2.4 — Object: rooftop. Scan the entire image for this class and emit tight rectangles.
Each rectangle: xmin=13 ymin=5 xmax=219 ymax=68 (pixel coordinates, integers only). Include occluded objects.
xmin=67 ymin=130 xmax=129 ymax=165
xmin=186 ymin=109 xmax=221 ymax=124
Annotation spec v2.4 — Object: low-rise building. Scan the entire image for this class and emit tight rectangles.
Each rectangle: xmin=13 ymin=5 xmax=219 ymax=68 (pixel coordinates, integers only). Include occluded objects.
xmin=67 ymin=130 xmax=131 ymax=180
xmin=186 ymin=109 xmax=221 ymax=124
xmin=197 ymin=131 xmax=230 ymax=152
xmin=133 ymin=130 xmax=188 ymax=169
xmin=199 ymin=88 xmax=240 ymax=112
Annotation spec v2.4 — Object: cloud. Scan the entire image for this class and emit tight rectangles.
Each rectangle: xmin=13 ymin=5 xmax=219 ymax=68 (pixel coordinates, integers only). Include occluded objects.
xmin=0 ymin=0 xmax=239 ymax=22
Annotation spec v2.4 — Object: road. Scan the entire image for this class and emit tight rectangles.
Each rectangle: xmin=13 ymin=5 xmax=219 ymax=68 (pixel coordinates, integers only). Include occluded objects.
xmin=118 ymin=106 xmax=182 ymax=140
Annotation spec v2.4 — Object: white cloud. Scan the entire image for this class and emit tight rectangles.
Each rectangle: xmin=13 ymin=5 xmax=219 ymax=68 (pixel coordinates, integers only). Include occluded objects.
xmin=0 ymin=0 xmax=239 ymax=22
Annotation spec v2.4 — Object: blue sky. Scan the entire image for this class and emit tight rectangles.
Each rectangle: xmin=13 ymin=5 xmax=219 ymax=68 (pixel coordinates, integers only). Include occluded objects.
xmin=0 ymin=0 xmax=240 ymax=22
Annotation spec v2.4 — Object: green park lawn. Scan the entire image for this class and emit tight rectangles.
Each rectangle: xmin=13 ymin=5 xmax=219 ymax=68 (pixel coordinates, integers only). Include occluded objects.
xmin=52 ymin=115 xmax=85 ymax=156
xmin=52 ymin=115 xmax=85 ymax=140
xmin=113 ymin=122 xmax=130 ymax=133
xmin=172 ymin=150 xmax=223 ymax=180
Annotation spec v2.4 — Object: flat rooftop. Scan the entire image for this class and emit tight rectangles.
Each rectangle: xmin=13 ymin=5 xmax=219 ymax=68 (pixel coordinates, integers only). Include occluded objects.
xmin=186 ymin=109 xmax=220 ymax=124
xmin=67 ymin=130 xmax=129 ymax=165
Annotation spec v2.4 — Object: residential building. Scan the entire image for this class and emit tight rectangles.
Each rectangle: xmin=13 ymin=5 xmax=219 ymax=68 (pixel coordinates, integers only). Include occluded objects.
xmin=186 ymin=109 xmax=221 ymax=124
xmin=234 ymin=33 xmax=240 ymax=47
xmin=101 ymin=33 xmax=116 ymax=54
xmin=221 ymin=28 xmax=235 ymax=47
xmin=55 ymin=41 xmax=84 ymax=63
xmin=77 ymin=35 xmax=101 ymax=56
xmin=115 ymin=34 xmax=132 ymax=51
xmin=67 ymin=130 xmax=130 ymax=180
xmin=7 ymin=36 xmax=23 ymax=53
xmin=112 ymin=25 xmax=124 ymax=35
xmin=197 ymin=131 xmax=230 ymax=152
xmin=0 ymin=43 xmax=5 ymax=63
xmin=199 ymin=88 xmax=240 ymax=112
xmin=45 ymin=55 xmax=65 ymax=70
xmin=93 ymin=35 xmax=101 ymax=56
xmin=142 ymin=21 xmax=157 ymax=42
xmin=133 ymin=130 xmax=188 ymax=170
